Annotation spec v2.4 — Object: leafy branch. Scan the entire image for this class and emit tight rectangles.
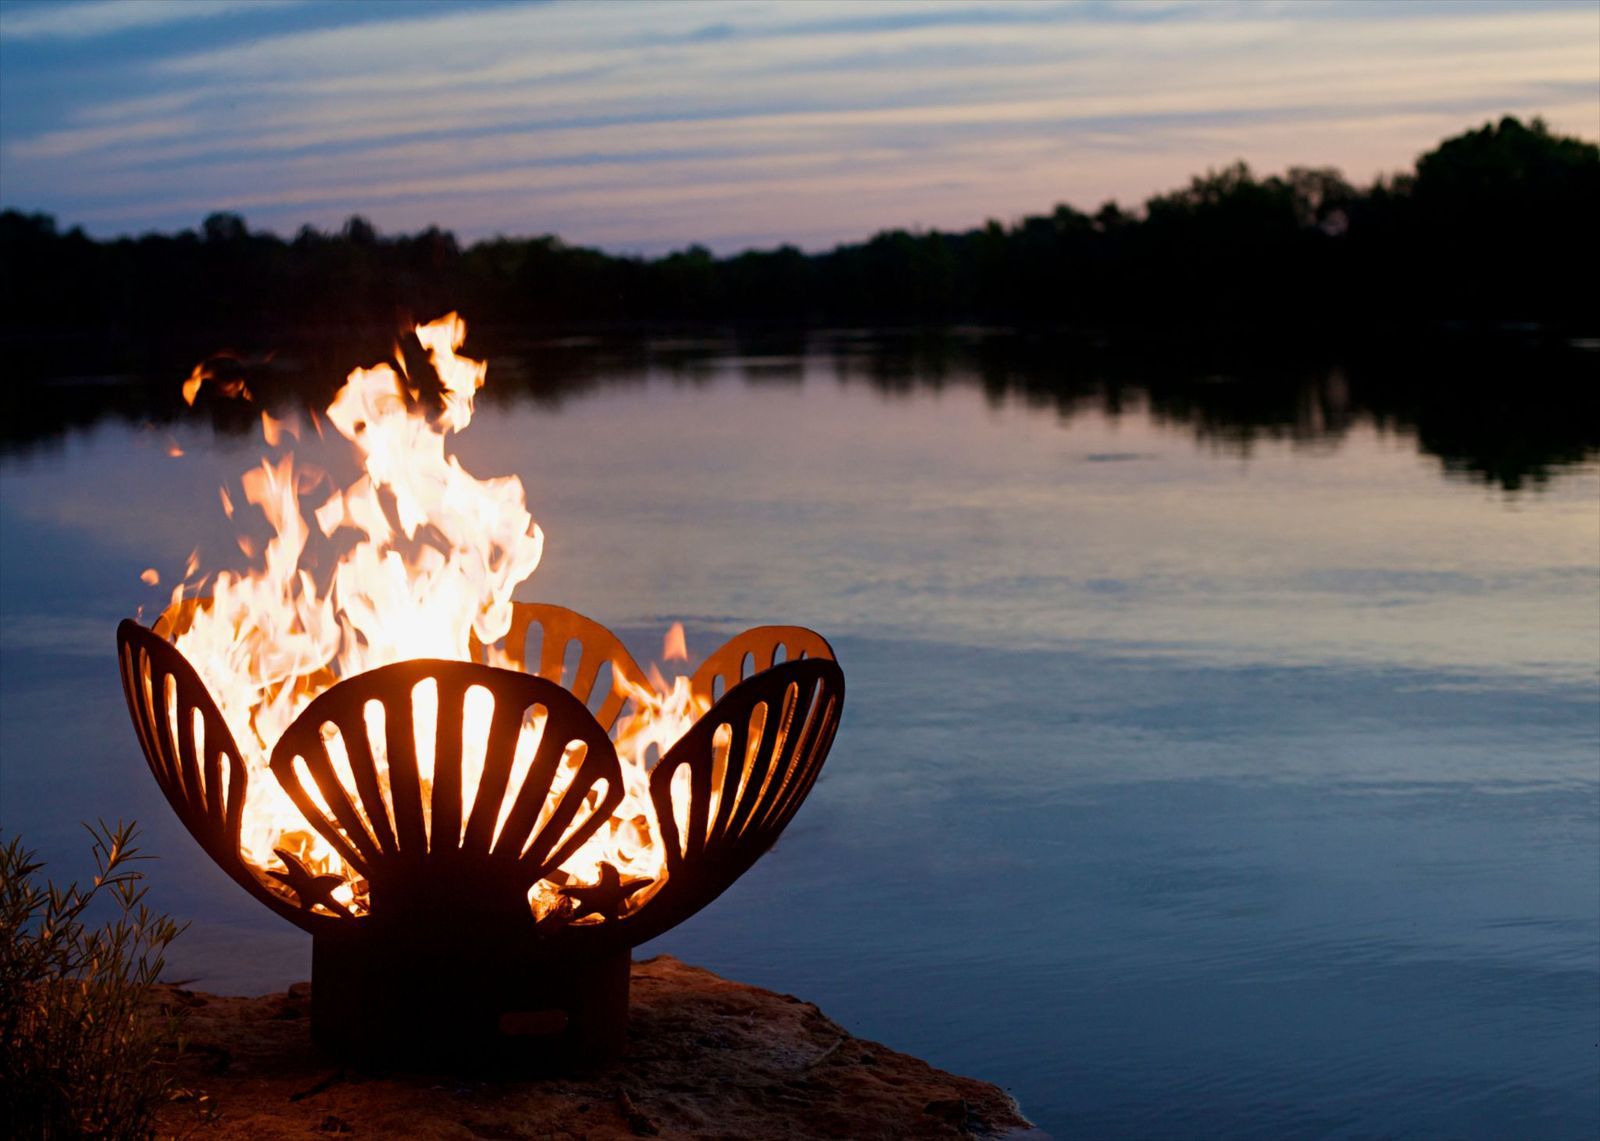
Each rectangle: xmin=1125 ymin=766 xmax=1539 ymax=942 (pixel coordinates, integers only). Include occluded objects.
xmin=0 ymin=822 xmax=187 ymax=1139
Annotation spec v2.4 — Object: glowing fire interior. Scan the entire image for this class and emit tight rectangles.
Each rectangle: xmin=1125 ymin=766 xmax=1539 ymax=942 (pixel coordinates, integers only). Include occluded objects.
xmin=152 ymin=315 xmax=709 ymax=919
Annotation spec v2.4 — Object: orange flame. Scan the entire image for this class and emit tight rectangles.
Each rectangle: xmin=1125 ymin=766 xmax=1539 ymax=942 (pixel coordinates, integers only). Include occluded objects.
xmin=183 ymin=360 xmax=252 ymax=405
xmin=162 ymin=314 xmax=697 ymax=917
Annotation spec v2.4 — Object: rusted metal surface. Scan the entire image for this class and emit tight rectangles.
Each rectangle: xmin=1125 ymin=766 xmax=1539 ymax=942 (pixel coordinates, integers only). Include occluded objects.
xmin=117 ymin=603 xmax=844 ymax=1066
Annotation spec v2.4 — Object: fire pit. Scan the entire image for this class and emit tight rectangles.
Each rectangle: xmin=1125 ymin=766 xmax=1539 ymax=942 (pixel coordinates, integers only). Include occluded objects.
xmin=115 ymin=316 xmax=844 ymax=1066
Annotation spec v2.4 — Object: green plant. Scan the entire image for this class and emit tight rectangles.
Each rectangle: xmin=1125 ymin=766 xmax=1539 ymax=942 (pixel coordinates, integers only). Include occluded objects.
xmin=0 ymin=822 xmax=187 ymax=1139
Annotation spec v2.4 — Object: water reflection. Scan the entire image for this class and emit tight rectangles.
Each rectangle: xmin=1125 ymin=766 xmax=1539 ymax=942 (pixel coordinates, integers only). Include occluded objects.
xmin=4 ymin=329 xmax=1596 ymax=493
xmin=1 ymin=334 xmax=1595 ymax=1139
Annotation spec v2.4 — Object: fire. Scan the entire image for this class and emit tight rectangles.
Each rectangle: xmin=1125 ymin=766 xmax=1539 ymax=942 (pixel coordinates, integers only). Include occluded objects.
xmin=159 ymin=314 xmax=701 ymax=918
xmin=663 ymin=621 xmax=688 ymax=662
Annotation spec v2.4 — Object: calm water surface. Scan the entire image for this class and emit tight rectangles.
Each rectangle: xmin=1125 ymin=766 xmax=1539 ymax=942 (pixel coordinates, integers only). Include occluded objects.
xmin=2 ymin=337 xmax=1596 ymax=1138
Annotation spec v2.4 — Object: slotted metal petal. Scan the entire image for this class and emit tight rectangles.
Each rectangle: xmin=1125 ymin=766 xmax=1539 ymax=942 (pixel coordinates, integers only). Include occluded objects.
xmin=116 ymin=619 xmax=340 ymax=933
xmin=690 ymin=624 xmax=836 ymax=704
xmin=470 ymin=602 xmax=652 ymax=732
xmin=584 ymin=655 xmax=844 ymax=949
xmin=268 ymin=658 xmax=625 ymax=913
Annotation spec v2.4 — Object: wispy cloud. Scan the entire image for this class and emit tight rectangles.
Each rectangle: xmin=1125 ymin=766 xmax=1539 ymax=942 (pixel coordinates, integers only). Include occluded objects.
xmin=0 ymin=0 xmax=305 ymax=42
xmin=0 ymin=0 xmax=1594 ymax=251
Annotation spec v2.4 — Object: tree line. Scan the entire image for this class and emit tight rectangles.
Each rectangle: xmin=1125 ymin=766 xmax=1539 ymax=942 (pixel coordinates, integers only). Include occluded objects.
xmin=1 ymin=115 xmax=1595 ymax=349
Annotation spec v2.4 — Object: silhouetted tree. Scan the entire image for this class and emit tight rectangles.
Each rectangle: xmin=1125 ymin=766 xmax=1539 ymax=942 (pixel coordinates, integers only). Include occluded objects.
xmin=1406 ymin=116 xmax=1599 ymax=323
xmin=2 ymin=116 xmax=1594 ymax=347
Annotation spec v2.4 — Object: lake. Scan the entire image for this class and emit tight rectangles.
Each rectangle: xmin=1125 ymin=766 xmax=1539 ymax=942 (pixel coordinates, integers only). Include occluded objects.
xmin=1 ymin=330 xmax=1596 ymax=1138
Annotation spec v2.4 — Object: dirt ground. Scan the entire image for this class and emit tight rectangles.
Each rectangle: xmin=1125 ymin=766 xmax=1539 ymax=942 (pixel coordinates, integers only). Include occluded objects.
xmin=153 ymin=954 xmax=1038 ymax=1140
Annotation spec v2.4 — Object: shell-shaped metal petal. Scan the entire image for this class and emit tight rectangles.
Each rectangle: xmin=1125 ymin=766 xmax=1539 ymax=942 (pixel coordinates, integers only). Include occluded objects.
xmin=116 ymin=619 xmax=338 ymax=933
xmin=690 ymin=625 xmax=836 ymax=704
xmin=590 ymin=655 xmax=844 ymax=949
xmin=268 ymin=658 xmax=625 ymax=908
xmin=471 ymin=602 xmax=652 ymax=733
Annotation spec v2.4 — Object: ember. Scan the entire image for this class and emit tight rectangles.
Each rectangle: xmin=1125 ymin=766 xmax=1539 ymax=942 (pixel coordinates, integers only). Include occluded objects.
xmin=118 ymin=316 xmax=844 ymax=1063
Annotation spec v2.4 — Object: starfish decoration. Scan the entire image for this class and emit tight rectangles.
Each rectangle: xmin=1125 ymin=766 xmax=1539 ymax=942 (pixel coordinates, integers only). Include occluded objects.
xmin=267 ymin=848 xmax=352 ymax=917
xmin=535 ymin=891 xmax=576 ymax=934
xmin=559 ymin=862 xmax=650 ymax=922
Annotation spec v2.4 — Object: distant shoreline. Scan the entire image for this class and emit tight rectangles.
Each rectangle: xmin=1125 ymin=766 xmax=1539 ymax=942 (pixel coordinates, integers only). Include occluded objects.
xmin=4 ymin=310 xmax=1596 ymax=365
xmin=4 ymin=117 xmax=1596 ymax=342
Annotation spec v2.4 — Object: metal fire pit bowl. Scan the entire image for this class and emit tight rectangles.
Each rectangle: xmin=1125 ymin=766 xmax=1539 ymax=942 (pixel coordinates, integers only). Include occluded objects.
xmin=116 ymin=602 xmax=844 ymax=1067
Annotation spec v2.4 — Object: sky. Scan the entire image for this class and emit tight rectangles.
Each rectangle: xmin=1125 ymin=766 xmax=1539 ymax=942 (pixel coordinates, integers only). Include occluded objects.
xmin=0 ymin=0 xmax=1596 ymax=255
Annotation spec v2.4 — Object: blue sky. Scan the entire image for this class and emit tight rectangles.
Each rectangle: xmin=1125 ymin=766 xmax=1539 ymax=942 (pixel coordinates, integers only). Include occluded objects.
xmin=1 ymin=0 xmax=1595 ymax=254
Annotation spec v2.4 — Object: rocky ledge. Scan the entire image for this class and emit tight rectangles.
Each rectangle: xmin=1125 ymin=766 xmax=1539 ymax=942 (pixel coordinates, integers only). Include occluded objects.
xmin=154 ymin=954 xmax=1037 ymax=1139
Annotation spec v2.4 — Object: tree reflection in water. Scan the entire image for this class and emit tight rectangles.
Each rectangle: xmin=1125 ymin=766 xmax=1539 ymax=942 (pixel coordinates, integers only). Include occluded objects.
xmin=2 ymin=328 xmax=1593 ymax=494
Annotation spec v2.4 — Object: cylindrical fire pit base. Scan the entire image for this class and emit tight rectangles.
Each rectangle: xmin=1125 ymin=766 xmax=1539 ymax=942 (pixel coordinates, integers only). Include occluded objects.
xmin=310 ymin=932 xmax=630 ymax=1069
